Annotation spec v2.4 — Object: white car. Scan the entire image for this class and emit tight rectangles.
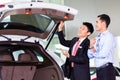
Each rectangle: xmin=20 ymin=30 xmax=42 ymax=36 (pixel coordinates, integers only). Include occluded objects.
xmin=0 ymin=1 xmax=78 ymax=80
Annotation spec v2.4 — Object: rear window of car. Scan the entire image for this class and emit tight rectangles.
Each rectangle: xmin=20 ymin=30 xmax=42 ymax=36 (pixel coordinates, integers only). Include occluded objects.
xmin=0 ymin=14 xmax=55 ymax=33
xmin=0 ymin=45 xmax=45 ymax=63
xmin=12 ymin=49 xmax=44 ymax=62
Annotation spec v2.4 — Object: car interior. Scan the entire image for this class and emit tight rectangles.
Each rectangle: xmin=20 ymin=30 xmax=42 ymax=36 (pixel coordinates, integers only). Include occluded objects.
xmin=0 ymin=42 xmax=62 ymax=80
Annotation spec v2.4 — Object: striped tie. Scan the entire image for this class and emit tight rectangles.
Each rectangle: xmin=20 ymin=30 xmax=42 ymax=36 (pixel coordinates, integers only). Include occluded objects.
xmin=96 ymin=34 xmax=101 ymax=52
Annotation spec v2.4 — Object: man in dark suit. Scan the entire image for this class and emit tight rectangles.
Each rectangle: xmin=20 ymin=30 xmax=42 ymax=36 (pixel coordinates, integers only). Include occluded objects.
xmin=57 ymin=21 xmax=94 ymax=80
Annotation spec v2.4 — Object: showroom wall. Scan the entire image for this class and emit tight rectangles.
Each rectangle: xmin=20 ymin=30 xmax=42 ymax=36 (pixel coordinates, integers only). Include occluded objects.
xmin=64 ymin=0 xmax=120 ymax=39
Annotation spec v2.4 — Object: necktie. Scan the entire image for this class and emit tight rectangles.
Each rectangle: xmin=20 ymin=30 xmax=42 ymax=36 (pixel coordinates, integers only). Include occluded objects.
xmin=71 ymin=39 xmax=80 ymax=67
xmin=96 ymin=34 xmax=101 ymax=52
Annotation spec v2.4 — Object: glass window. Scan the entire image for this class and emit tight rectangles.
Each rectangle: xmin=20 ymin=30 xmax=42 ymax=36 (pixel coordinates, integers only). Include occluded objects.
xmin=47 ymin=34 xmax=68 ymax=62
xmin=33 ymin=50 xmax=44 ymax=62
xmin=12 ymin=49 xmax=44 ymax=62
xmin=1 ymin=14 xmax=55 ymax=33
xmin=12 ymin=50 xmax=25 ymax=61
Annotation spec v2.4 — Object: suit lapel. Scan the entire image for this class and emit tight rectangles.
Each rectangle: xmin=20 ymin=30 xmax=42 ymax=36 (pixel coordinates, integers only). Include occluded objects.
xmin=80 ymin=38 xmax=88 ymax=46
xmin=76 ymin=38 xmax=88 ymax=55
xmin=70 ymin=38 xmax=88 ymax=55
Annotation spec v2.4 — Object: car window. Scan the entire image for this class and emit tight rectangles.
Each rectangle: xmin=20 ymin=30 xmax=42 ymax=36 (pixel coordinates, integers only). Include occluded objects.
xmin=12 ymin=49 xmax=44 ymax=62
xmin=47 ymin=34 xmax=68 ymax=62
xmin=1 ymin=14 xmax=55 ymax=33
xmin=12 ymin=50 xmax=25 ymax=61
xmin=33 ymin=50 xmax=44 ymax=62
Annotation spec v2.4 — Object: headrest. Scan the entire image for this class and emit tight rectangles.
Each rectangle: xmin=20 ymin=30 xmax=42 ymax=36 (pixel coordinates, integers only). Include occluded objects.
xmin=3 ymin=54 xmax=12 ymax=61
xmin=18 ymin=54 xmax=31 ymax=61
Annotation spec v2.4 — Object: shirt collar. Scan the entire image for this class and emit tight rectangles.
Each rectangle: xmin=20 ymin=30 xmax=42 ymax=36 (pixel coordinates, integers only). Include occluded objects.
xmin=79 ymin=37 xmax=86 ymax=43
xmin=99 ymin=30 xmax=109 ymax=37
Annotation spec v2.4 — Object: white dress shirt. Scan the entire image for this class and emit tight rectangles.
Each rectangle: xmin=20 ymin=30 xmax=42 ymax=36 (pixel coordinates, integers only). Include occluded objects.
xmin=72 ymin=38 xmax=86 ymax=55
xmin=88 ymin=30 xmax=116 ymax=67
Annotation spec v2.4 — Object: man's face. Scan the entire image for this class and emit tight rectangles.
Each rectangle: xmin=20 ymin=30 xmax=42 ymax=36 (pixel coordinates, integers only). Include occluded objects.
xmin=96 ymin=17 xmax=103 ymax=32
xmin=77 ymin=25 xmax=90 ymax=38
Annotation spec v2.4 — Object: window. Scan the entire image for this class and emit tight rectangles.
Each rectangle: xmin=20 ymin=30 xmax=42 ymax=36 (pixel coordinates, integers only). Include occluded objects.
xmin=1 ymin=14 xmax=55 ymax=34
xmin=33 ymin=50 xmax=44 ymax=62
xmin=12 ymin=50 xmax=25 ymax=61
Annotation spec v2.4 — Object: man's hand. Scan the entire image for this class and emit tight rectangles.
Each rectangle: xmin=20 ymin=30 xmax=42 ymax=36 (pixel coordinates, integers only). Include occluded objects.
xmin=89 ymin=38 xmax=96 ymax=49
xmin=58 ymin=21 xmax=65 ymax=31
xmin=89 ymin=38 xmax=96 ymax=52
xmin=60 ymin=49 xmax=70 ymax=58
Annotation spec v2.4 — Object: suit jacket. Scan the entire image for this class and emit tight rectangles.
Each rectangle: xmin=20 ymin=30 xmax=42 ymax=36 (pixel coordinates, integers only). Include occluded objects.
xmin=58 ymin=31 xmax=90 ymax=80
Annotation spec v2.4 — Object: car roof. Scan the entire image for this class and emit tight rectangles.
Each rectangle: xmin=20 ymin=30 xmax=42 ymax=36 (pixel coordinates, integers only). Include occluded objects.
xmin=0 ymin=2 xmax=78 ymax=39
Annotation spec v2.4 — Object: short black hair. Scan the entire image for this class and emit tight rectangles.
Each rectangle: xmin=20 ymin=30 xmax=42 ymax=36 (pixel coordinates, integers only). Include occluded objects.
xmin=83 ymin=22 xmax=94 ymax=34
xmin=97 ymin=14 xmax=110 ymax=28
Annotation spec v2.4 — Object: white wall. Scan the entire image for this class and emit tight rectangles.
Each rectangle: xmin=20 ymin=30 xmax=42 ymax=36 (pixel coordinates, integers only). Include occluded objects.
xmin=64 ymin=0 xmax=120 ymax=39
xmin=0 ymin=0 xmax=12 ymax=3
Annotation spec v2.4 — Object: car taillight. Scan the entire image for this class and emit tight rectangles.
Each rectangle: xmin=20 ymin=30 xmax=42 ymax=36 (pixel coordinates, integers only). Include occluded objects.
xmin=0 ymin=4 xmax=5 ymax=8
xmin=25 ymin=9 xmax=32 ymax=14
xmin=64 ymin=13 xmax=69 ymax=19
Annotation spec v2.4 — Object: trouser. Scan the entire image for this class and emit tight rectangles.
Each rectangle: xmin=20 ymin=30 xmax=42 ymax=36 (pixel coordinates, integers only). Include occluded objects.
xmin=70 ymin=68 xmax=74 ymax=80
xmin=96 ymin=63 xmax=116 ymax=80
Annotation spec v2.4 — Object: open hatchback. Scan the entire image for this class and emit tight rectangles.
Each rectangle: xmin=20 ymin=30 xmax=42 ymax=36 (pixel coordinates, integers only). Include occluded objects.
xmin=0 ymin=1 xmax=78 ymax=80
